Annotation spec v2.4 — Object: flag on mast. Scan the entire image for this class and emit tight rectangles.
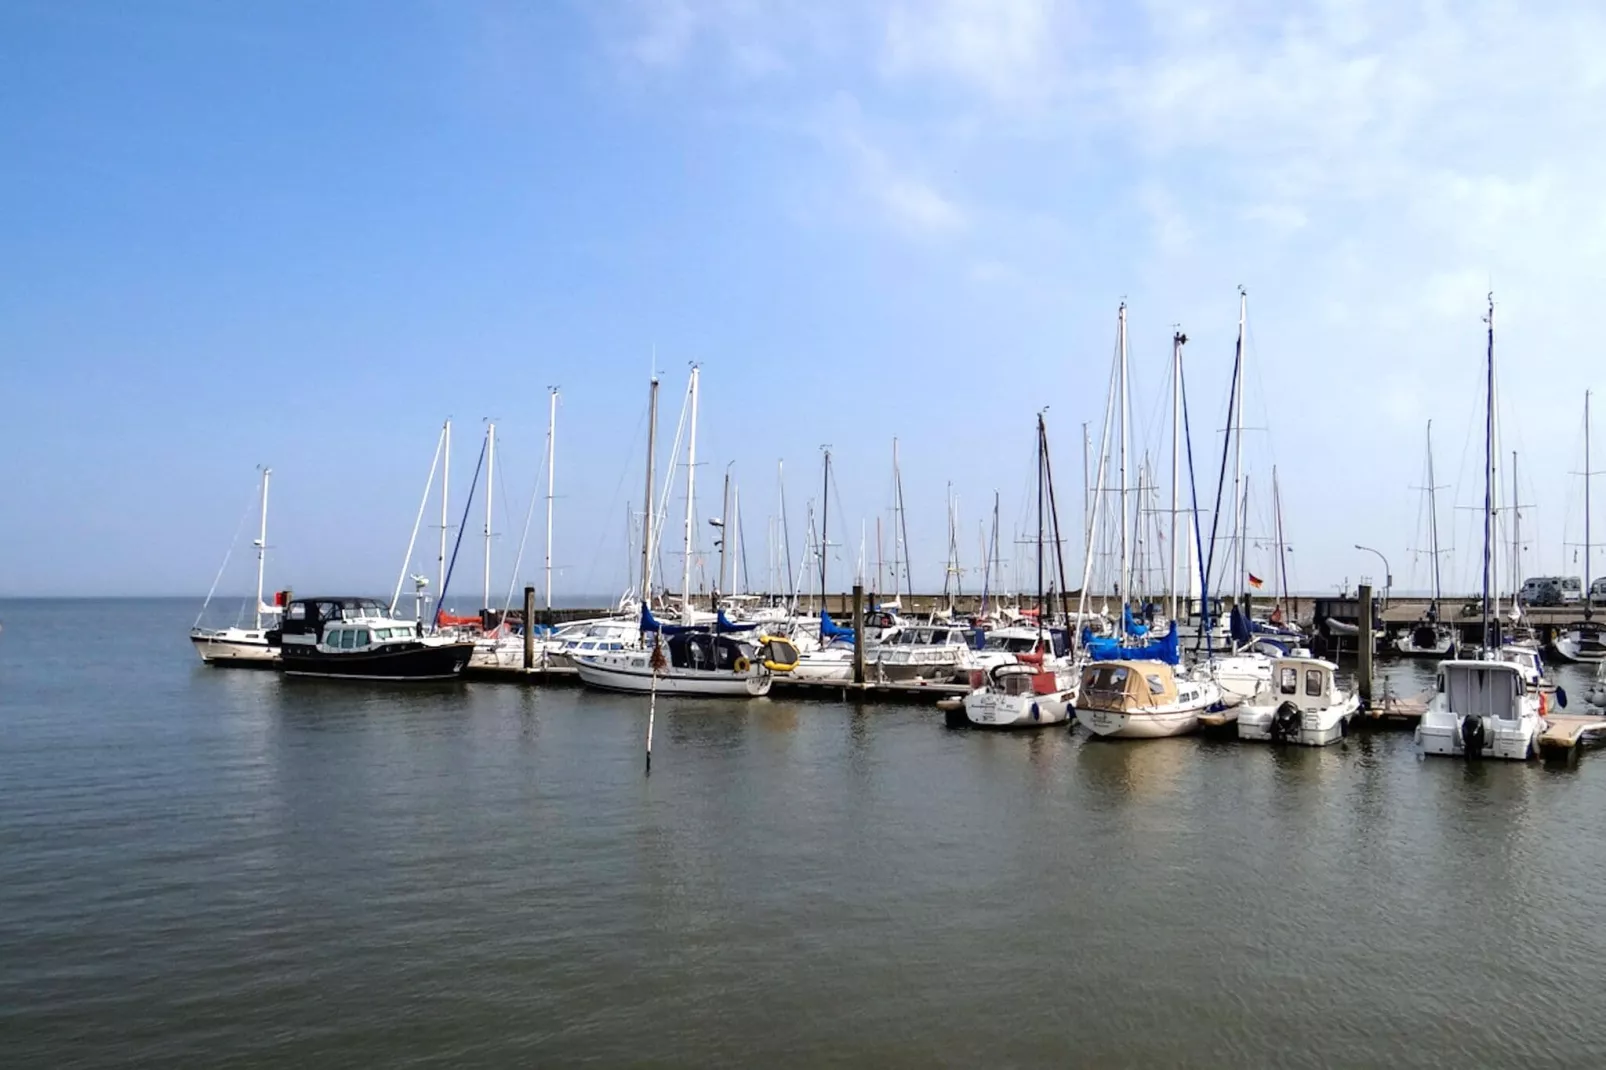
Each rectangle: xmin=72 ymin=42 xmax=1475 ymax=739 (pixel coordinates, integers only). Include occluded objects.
xmin=1247 ymin=573 xmax=1265 ymax=589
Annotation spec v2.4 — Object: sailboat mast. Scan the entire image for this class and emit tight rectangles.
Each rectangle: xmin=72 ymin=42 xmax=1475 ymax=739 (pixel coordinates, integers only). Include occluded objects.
xmin=1426 ymin=422 xmax=1442 ymax=613
xmin=253 ymin=465 xmax=269 ymax=626
xmin=1272 ymin=466 xmax=1289 ymax=614
xmin=640 ymin=378 xmax=659 ymax=602
xmin=717 ymin=467 xmax=731 ymax=608
xmin=1232 ymin=288 xmax=1248 ymax=603
xmin=1170 ymin=331 xmax=1184 ymax=624
xmin=545 ymin=389 xmax=558 ymax=611
xmin=819 ymin=448 xmax=831 ymax=605
xmin=1037 ymin=412 xmax=1046 ymax=639
xmin=1118 ymin=302 xmax=1130 ymax=609
xmin=682 ymin=367 xmax=700 ymax=619
xmin=484 ymin=421 xmax=495 ymax=612
xmin=439 ymin=419 xmax=451 ymax=611
xmin=1482 ymin=296 xmax=1495 ymax=646
xmin=1586 ymin=391 xmax=1594 ymax=620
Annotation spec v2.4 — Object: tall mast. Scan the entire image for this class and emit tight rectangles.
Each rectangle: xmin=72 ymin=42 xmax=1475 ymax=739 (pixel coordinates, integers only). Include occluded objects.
xmin=1082 ymin=421 xmax=1092 ymax=577
xmin=682 ymin=366 xmax=700 ymax=619
xmin=1426 ymin=422 xmax=1443 ymax=612
xmin=1273 ymin=466 xmax=1290 ymax=615
xmin=819 ymin=448 xmax=832 ymax=605
xmin=544 ymin=389 xmax=558 ymax=611
xmin=891 ymin=438 xmax=904 ymax=602
xmin=1232 ymin=287 xmax=1248 ymax=604
xmin=254 ymin=466 xmax=271 ymax=629
xmin=1118 ymin=302 xmax=1130 ymax=610
xmin=1587 ymin=391 xmax=1594 ymax=620
xmin=717 ymin=465 xmax=731 ymax=608
xmin=1482 ymin=296 xmax=1495 ymax=646
xmin=439 ymin=418 xmax=451 ymax=607
xmin=638 ymin=378 xmax=659 ymax=602
xmin=483 ymin=420 xmax=495 ymax=612
xmin=1036 ymin=411 xmax=1046 ymax=642
xmin=1170 ymin=331 xmax=1184 ymax=624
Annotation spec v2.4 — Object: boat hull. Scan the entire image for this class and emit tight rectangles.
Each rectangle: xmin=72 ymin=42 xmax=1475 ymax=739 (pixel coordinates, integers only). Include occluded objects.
xmin=1238 ymin=694 xmax=1358 ymax=746
xmin=1415 ymin=714 xmax=1539 ymax=760
xmin=961 ymin=690 xmax=1072 ymax=729
xmin=573 ymin=654 xmax=771 ymax=697
xmin=190 ymin=630 xmax=278 ymax=668
xmin=1074 ymin=706 xmax=1200 ymax=738
xmin=279 ymin=641 xmax=474 ymax=681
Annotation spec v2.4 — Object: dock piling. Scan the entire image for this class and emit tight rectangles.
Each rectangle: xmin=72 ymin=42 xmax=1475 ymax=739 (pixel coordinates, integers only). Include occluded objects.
xmin=852 ymin=584 xmax=865 ymax=685
xmin=1358 ymin=583 xmax=1373 ymax=706
xmin=523 ymin=585 xmax=535 ymax=671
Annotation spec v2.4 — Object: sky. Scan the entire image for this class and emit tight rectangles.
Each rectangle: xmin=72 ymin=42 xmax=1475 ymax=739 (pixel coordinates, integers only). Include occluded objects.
xmin=5 ymin=0 xmax=1606 ymax=605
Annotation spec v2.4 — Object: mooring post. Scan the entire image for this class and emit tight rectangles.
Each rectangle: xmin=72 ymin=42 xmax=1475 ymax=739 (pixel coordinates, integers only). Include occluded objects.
xmin=1357 ymin=582 xmax=1374 ymax=706
xmin=523 ymin=585 xmax=536 ymax=671
xmin=852 ymin=583 xmax=865 ymax=686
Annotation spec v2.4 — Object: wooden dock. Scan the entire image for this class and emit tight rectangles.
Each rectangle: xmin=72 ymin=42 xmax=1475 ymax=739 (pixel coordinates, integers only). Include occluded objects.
xmin=1361 ymin=690 xmax=1430 ymax=725
xmin=769 ymin=677 xmax=970 ymax=704
xmin=1538 ymin=714 xmax=1606 ymax=757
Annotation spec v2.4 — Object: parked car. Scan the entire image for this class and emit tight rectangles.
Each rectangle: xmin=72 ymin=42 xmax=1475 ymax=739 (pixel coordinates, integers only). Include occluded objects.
xmin=1559 ymin=576 xmax=1584 ymax=604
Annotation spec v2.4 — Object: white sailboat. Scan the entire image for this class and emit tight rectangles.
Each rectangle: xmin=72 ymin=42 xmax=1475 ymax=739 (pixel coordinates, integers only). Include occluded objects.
xmin=1395 ymin=421 xmax=1459 ymax=657
xmin=1073 ymin=660 xmax=1221 ymax=738
xmin=959 ymin=412 xmax=1075 ymax=728
xmin=1417 ymin=295 xmax=1545 ymax=760
xmin=1553 ymin=390 xmax=1605 ymax=663
xmin=190 ymin=467 xmax=282 ymax=666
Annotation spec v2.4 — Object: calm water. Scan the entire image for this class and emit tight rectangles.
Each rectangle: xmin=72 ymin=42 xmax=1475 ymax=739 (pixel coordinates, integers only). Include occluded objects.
xmin=4 ymin=599 xmax=1606 ymax=1067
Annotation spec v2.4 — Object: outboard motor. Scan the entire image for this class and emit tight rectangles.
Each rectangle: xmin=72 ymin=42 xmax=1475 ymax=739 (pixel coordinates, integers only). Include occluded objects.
xmin=1270 ymin=701 xmax=1302 ymax=743
xmin=1459 ymin=714 xmax=1487 ymax=759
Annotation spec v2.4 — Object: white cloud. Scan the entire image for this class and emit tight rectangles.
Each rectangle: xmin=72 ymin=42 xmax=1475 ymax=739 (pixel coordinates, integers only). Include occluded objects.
xmin=881 ymin=0 xmax=1067 ymax=101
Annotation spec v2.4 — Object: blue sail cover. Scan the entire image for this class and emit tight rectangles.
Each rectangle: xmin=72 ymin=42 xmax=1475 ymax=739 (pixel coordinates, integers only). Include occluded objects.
xmin=820 ymin=611 xmax=856 ymax=645
xmin=1123 ymin=604 xmax=1149 ymax=638
xmin=1083 ymin=621 xmax=1180 ymax=664
xmin=716 ymin=610 xmax=755 ymax=633
xmin=1229 ymin=605 xmax=1253 ymax=647
xmin=641 ymin=604 xmax=694 ymax=636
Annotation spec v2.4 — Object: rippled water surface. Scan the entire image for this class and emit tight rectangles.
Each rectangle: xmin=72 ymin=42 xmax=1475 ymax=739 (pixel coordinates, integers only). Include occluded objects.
xmin=4 ymin=599 xmax=1606 ymax=1068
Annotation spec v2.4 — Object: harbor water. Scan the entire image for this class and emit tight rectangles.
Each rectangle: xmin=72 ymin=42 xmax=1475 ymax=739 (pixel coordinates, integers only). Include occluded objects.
xmin=4 ymin=598 xmax=1606 ymax=1067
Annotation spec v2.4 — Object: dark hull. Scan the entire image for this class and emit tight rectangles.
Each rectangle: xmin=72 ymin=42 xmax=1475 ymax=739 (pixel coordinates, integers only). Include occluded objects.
xmin=279 ymin=642 xmax=475 ymax=681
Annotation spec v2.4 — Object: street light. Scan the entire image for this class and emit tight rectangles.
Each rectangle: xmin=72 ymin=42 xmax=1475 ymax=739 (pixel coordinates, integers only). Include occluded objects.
xmin=1354 ymin=544 xmax=1392 ymax=605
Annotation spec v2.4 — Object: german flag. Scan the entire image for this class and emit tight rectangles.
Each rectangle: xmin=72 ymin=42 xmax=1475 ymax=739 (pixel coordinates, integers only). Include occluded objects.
xmin=1248 ymin=573 xmax=1265 ymax=589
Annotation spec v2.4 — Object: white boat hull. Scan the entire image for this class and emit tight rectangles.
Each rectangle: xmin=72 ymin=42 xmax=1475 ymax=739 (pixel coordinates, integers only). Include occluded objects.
xmin=1238 ymin=694 xmax=1358 ymax=746
xmin=1074 ymin=705 xmax=1200 ymax=738
xmin=190 ymin=629 xmax=277 ymax=666
xmin=1551 ymin=634 xmax=1606 ymax=664
xmin=1416 ymin=714 xmax=1540 ymax=760
xmin=961 ymin=689 xmax=1072 ymax=728
xmin=573 ymin=653 xmax=770 ymax=697
xmin=1210 ymin=654 xmax=1274 ymax=702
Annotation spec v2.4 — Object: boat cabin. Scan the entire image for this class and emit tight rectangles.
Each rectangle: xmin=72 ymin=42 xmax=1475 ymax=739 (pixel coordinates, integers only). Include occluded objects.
xmin=272 ymin=597 xmax=403 ymax=644
xmin=1078 ymin=661 xmax=1180 ymax=712
xmin=662 ymin=632 xmax=757 ymax=673
xmin=317 ymin=623 xmax=421 ymax=654
xmin=1437 ymin=660 xmax=1527 ymax=719
xmin=1269 ymin=657 xmax=1341 ymax=711
xmin=987 ymin=662 xmax=1059 ymax=696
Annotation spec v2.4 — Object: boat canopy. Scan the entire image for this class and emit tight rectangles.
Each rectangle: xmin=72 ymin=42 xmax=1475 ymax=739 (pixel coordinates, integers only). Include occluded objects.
xmin=1123 ymin=604 xmax=1149 ymax=638
xmin=1441 ymin=661 xmax=1525 ymax=720
xmin=1077 ymin=660 xmax=1181 ymax=711
xmin=715 ymin=610 xmax=755 ymax=633
xmin=641 ymin=604 xmax=694 ymax=636
xmin=1083 ymin=621 xmax=1180 ymax=665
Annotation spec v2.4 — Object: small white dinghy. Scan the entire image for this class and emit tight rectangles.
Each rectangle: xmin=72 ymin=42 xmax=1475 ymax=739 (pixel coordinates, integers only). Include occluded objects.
xmin=1238 ymin=656 xmax=1358 ymax=746
xmin=1416 ymin=659 xmax=1545 ymax=761
xmin=956 ymin=659 xmax=1075 ymax=729
xmin=1073 ymin=660 xmax=1222 ymax=739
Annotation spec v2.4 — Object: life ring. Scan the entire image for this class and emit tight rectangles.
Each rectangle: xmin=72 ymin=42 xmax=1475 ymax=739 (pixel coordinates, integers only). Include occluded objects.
xmin=733 ymin=656 xmax=751 ymax=673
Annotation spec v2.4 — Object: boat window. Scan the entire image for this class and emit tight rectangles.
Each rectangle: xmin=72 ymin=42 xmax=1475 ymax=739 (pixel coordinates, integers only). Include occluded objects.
xmin=1305 ymin=669 xmax=1323 ymax=696
xmin=338 ymin=629 xmax=357 ymax=650
xmin=355 ymin=629 xmax=371 ymax=647
xmin=317 ymin=602 xmax=342 ymax=622
xmin=931 ymin=629 xmax=949 ymax=644
xmin=287 ymin=603 xmax=307 ymax=621
xmin=1145 ymin=674 xmax=1166 ymax=696
xmin=324 ymin=628 xmax=342 ymax=647
xmin=1279 ymin=668 xmax=1298 ymax=694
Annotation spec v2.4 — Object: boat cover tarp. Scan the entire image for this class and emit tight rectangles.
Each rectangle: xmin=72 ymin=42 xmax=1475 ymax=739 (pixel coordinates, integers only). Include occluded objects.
xmin=715 ymin=610 xmax=755 ymax=633
xmin=1082 ymin=621 xmax=1180 ymax=665
xmin=1230 ymin=605 xmax=1253 ymax=647
xmin=820 ymin=612 xmax=857 ymax=645
xmin=641 ymin=605 xmax=695 ymax=636
xmin=1123 ymin=604 xmax=1149 ymax=638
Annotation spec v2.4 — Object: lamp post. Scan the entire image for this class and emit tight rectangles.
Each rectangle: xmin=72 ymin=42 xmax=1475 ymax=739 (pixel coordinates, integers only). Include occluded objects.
xmin=1354 ymin=545 xmax=1392 ymax=608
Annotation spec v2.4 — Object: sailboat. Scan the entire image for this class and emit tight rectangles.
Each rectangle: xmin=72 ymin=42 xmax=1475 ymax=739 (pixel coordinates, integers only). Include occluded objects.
xmin=190 ymin=467 xmax=284 ymax=667
xmin=959 ymin=413 xmax=1076 ymax=728
xmin=1416 ymin=296 xmax=1546 ymax=760
xmin=1395 ymin=421 xmax=1459 ymax=657
xmin=1553 ymin=391 xmax=1605 ymax=663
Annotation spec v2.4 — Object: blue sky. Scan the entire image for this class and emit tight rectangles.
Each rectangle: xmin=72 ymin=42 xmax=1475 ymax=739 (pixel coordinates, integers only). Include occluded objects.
xmin=5 ymin=0 xmax=1606 ymax=603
